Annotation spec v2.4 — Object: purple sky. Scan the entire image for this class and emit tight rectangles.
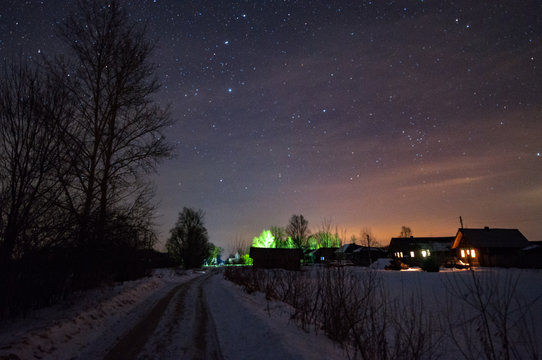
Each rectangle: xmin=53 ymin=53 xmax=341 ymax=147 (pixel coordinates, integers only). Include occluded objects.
xmin=2 ymin=0 xmax=541 ymax=250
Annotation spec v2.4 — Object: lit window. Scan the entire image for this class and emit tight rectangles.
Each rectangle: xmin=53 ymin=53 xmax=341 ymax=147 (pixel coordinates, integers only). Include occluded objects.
xmin=410 ymin=251 xmax=415 ymax=258
xmin=466 ymin=249 xmax=470 ymax=255
xmin=471 ymin=249 xmax=476 ymax=258
xmin=427 ymin=250 xmax=431 ymax=256
xmin=421 ymin=250 xmax=427 ymax=257
xmin=320 ymin=256 xmax=325 ymax=261
xmin=461 ymin=249 xmax=466 ymax=258
xmin=399 ymin=252 xmax=403 ymax=258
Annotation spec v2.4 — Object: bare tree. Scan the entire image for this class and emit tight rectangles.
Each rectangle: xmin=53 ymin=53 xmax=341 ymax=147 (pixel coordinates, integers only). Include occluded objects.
xmin=105 ymin=182 xmax=158 ymax=250
xmin=350 ymin=235 xmax=358 ymax=245
xmin=51 ymin=0 xmax=172 ymax=249
xmin=286 ymin=214 xmax=309 ymax=249
xmin=0 ymin=60 xmax=72 ymax=264
xmin=361 ymin=227 xmax=379 ymax=264
xmin=399 ymin=225 xmax=413 ymax=238
xmin=229 ymin=235 xmax=251 ymax=258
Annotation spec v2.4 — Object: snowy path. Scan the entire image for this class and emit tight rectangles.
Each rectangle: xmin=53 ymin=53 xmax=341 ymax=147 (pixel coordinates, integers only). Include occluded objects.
xmin=101 ymin=269 xmax=343 ymax=359
xmin=204 ymin=272 xmax=345 ymax=360
xmin=102 ymin=271 xmax=224 ymax=360
xmin=0 ymin=269 xmax=345 ymax=359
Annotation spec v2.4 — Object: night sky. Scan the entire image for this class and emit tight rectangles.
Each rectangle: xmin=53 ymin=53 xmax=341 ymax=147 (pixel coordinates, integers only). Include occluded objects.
xmin=2 ymin=0 xmax=541 ymax=250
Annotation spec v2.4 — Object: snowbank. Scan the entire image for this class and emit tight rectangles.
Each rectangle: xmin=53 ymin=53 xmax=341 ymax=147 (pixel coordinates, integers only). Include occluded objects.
xmin=0 ymin=269 xmax=197 ymax=359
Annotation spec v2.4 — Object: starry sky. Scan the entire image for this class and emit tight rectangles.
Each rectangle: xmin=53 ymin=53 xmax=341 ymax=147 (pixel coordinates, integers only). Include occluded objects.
xmin=2 ymin=0 xmax=541 ymax=250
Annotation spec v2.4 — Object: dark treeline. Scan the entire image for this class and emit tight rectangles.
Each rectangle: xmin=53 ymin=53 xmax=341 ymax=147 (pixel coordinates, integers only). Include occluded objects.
xmin=0 ymin=0 xmax=173 ymax=318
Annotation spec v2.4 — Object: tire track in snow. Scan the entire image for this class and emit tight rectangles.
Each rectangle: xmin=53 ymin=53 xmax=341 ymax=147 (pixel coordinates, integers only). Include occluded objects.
xmin=103 ymin=270 xmax=223 ymax=360
xmin=191 ymin=281 xmax=223 ymax=360
xmin=102 ymin=279 xmax=191 ymax=360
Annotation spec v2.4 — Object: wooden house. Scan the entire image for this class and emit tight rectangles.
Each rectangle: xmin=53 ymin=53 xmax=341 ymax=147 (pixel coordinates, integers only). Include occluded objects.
xmin=249 ymin=247 xmax=303 ymax=270
xmin=388 ymin=236 xmax=455 ymax=266
xmin=352 ymin=246 xmax=388 ymax=266
xmin=335 ymin=243 xmax=361 ymax=261
xmin=309 ymin=247 xmax=339 ymax=264
xmin=520 ymin=241 xmax=542 ymax=268
xmin=451 ymin=227 xmax=530 ymax=267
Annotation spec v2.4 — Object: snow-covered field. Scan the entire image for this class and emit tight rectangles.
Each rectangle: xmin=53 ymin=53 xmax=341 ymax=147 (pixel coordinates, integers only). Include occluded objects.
xmin=0 ymin=264 xmax=541 ymax=359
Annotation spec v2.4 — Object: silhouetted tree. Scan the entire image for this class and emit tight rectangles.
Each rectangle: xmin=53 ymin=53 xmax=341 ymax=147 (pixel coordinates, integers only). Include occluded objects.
xmin=229 ymin=235 xmax=250 ymax=260
xmin=350 ymin=235 xmax=358 ymax=245
xmin=166 ymin=208 xmax=210 ymax=268
xmin=286 ymin=214 xmax=309 ymax=248
xmin=51 ymin=0 xmax=172 ymax=250
xmin=399 ymin=226 xmax=413 ymax=238
xmin=361 ymin=227 xmax=379 ymax=264
xmin=0 ymin=60 xmax=72 ymax=264
xmin=104 ymin=185 xmax=158 ymax=250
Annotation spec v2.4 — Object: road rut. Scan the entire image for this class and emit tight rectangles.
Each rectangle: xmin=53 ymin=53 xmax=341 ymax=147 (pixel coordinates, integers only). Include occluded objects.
xmin=103 ymin=270 xmax=223 ymax=360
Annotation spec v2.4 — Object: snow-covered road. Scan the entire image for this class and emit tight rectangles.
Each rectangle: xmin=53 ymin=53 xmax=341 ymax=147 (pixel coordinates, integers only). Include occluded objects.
xmin=0 ymin=269 xmax=345 ymax=359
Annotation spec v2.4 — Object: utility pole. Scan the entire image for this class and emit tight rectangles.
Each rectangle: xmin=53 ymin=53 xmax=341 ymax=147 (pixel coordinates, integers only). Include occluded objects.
xmin=366 ymin=234 xmax=372 ymax=265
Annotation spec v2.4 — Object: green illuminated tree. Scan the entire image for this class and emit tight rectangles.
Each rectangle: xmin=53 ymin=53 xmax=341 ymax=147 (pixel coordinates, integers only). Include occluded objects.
xmin=252 ymin=229 xmax=275 ymax=248
xmin=206 ymin=243 xmax=222 ymax=265
xmin=167 ymin=208 xmax=210 ymax=268
xmin=286 ymin=214 xmax=309 ymax=249
xmin=270 ymin=226 xmax=286 ymax=247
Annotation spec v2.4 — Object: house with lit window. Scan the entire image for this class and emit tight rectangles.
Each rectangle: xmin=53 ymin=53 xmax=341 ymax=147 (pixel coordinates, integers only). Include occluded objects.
xmin=308 ymin=247 xmax=339 ymax=264
xmin=451 ymin=227 xmax=530 ymax=267
xmin=388 ymin=236 xmax=455 ymax=266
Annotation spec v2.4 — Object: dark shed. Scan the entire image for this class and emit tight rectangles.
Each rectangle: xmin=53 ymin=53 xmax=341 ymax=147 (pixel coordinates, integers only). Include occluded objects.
xmin=249 ymin=247 xmax=304 ymax=270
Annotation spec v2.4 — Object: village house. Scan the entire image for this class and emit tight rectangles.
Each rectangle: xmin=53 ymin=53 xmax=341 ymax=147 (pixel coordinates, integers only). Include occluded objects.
xmin=451 ymin=227 xmax=531 ymax=267
xmin=352 ymin=246 xmax=388 ymax=266
xmin=388 ymin=236 xmax=455 ymax=266
xmin=249 ymin=247 xmax=304 ymax=270
xmin=308 ymin=247 xmax=339 ymax=264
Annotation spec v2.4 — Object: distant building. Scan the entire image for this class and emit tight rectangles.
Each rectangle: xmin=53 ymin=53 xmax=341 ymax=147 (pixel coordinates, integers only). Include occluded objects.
xmin=308 ymin=247 xmax=339 ymax=264
xmin=451 ymin=227 xmax=531 ymax=267
xmin=388 ymin=236 xmax=455 ymax=266
xmin=352 ymin=246 xmax=388 ymax=266
xmin=249 ymin=247 xmax=303 ymax=270
xmin=521 ymin=241 xmax=542 ymax=268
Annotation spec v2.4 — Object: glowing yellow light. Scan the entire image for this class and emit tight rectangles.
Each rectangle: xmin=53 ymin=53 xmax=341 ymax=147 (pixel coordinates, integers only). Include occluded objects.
xmin=410 ymin=251 xmax=415 ymax=258
xmin=461 ymin=249 xmax=466 ymax=258
xmin=422 ymin=250 xmax=427 ymax=257
xmin=471 ymin=249 xmax=476 ymax=258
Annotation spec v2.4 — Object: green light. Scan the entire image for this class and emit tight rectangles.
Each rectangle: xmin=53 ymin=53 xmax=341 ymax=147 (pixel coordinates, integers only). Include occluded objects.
xmin=240 ymin=253 xmax=253 ymax=265
xmin=303 ymin=232 xmax=342 ymax=250
xmin=252 ymin=229 xmax=276 ymax=248
xmin=285 ymin=236 xmax=295 ymax=249
xmin=252 ymin=230 xmax=298 ymax=248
